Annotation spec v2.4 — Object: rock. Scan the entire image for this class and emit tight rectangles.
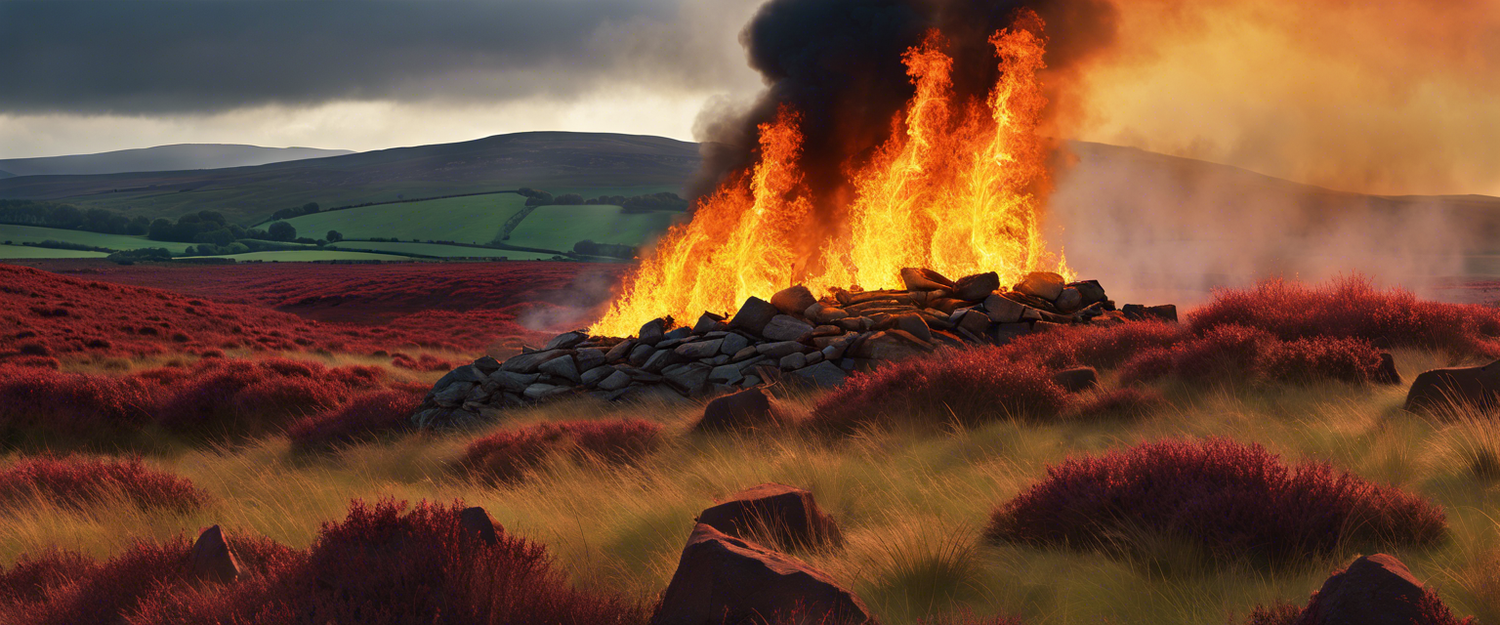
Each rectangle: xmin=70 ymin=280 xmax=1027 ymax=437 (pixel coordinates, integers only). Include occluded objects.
xmin=900 ymin=267 xmax=957 ymax=291
xmin=695 ymin=387 xmax=785 ymax=432
xmin=762 ymin=315 xmax=815 ymax=342
xmin=502 ymin=350 xmax=571 ymax=374
xmin=806 ymin=302 xmax=849 ymax=324
xmin=651 ymin=524 xmax=872 ymax=625
xmin=733 ymin=346 xmax=761 ymax=362
xmin=523 ymin=383 xmax=568 ymax=401
xmin=1054 ymin=287 xmax=1084 ymax=313
xmin=629 ymin=343 xmax=656 ymax=367
xmin=575 ymin=348 xmax=608 ymax=372
xmin=758 ymin=341 xmax=808 ymax=358
xmin=1405 ymin=358 xmax=1500 ymax=413
xmin=720 ymin=332 xmax=751 ymax=356
xmin=432 ymin=365 xmax=487 ymax=392
xmin=432 ymin=382 xmax=474 ymax=408
xmin=644 ymin=349 xmax=686 ymax=373
xmin=411 ymin=407 xmax=451 ymax=429
xmin=538 ymin=355 xmax=580 ymax=384
xmin=779 ymin=352 xmax=808 ymax=371
xmin=955 ymin=309 xmax=991 ymax=337
xmin=490 ymin=370 xmax=540 ymax=393
xmin=1014 ymin=271 xmax=1066 ymax=301
xmin=787 ymin=361 xmax=848 ymax=389
xmin=675 ymin=338 xmax=724 ymax=360
xmin=639 ymin=318 xmax=669 ymax=345
xmin=693 ymin=312 xmax=727 ymax=335
xmin=982 ymin=293 xmax=1027 ymax=324
xmin=605 ymin=339 xmax=637 ymax=362
xmin=189 ymin=525 xmax=241 ymax=584
xmin=597 ymin=369 xmax=633 ymax=391
xmin=664 ymin=362 xmax=712 ymax=395
xmin=729 ymin=297 xmax=780 ymax=335
xmin=709 ymin=364 xmax=745 ymax=385
xmin=1297 ymin=554 xmax=1433 ymax=625
xmin=854 ymin=331 xmax=927 ymax=361
xmin=544 ymin=331 xmax=588 ymax=351
xmin=1069 ymin=280 xmax=1107 ymax=306
xmin=459 ymin=506 xmax=502 ymax=545
xmin=697 ymin=483 xmax=844 ymax=550
xmin=890 ymin=313 xmax=933 ymax=343
xmin=771 ymin=285 xmax=818 ymax=316
xmin=1147 ymin=304 xmax=1178 ymax=322
xmin=665 ymin=327 xmax=694 ymax=342
xmin=580 ymin=364 xmax=619 ymax=387
xmin=954 ymin=272 xmax=1000 ymax=301
xmin=1052 ymin=367 xmax=1099 ymax=392
xmin=821 ymin=337 xmax=853 ymax=361
xmin=1374 ymin=353 xmax=1402 ymax=386
xmin=472 ymin=356 xmax=502 ymax=374
xmin=742 ymin=375 xmax=763 ymax=388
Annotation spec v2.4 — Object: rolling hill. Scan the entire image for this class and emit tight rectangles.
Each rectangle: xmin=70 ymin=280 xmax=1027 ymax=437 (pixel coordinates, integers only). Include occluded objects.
xmin=0 ymin=144 xmax=353 ymax=177
xmin=0 ymin=132 xmax=700 ymax=225
xmin=0 ymin=169 xmax=12 ymax=179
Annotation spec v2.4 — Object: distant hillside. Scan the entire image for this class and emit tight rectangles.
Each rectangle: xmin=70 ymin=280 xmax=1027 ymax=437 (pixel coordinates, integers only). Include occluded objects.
xmin=0 ymin=132 xmax=700 ymax=225
xmin=0 ymin=169 xmax=12 ymax=179
xmin=0 ymin=144 xmax=354 ymax=177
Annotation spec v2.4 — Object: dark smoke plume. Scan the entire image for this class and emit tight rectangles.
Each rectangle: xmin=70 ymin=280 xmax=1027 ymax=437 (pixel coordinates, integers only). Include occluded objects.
xmin=690 ymin=0 xmax=1119 ymax=217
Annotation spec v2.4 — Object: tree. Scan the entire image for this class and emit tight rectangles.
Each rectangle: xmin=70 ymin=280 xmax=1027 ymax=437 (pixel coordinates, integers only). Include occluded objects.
xmin=148 ymin=218 xmax=175 ymax=241
xmin=326 ymin=230 xmax=343 ymax=242
xmin=126 ymin=216 xmax=151 ymax=235
xmin=268 ymin=221 xmax=296 ymax=242
xmin=302 ymin=202 xmax=320 ymax=214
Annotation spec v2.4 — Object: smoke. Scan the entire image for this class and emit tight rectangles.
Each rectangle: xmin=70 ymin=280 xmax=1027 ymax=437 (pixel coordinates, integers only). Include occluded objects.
xmin=689 ymin=0 xmax=1118 ymax=211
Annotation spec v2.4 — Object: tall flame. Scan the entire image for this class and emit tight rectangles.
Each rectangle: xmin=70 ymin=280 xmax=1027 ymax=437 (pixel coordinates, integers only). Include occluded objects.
xmin=592 ymin=19 xmax=1069 ymax=337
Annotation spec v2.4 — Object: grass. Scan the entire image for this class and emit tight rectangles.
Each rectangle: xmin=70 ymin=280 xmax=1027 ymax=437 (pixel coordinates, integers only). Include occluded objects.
xmin=180 ymin=250 xmax=419 ymax=262
xmin=0 ymin=224 xmax=195 ymax=253
xmin=275 ymin=193 xmax=529 ymax=244
xmin=2 ymin=347 xmax=1497 ymax=624
xmin=328 ymin=240 xmax=560 ymax=260
xmin=503 ymin=204 xmax=684 ymax=252
xmin=0 ymin=245 xmax=107 ymax=260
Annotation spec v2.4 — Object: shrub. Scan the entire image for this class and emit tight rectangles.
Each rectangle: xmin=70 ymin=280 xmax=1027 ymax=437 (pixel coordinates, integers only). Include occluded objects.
xmin=0 ymin=455 xmax=207 ymax=512
xmin=1117 ymin=347 xmax=1176 ymax=386
xmin=988 ymin=439 xmax=1446 ymax=565
xmin=0 ymin=365 xmax=159 ymax=440
xmin=998 ymin=320 xmax=1184 ymax=370
xmin=288 ymin=389 xmax=423 ymax=450
xmin=1171 ymin=325 xmax=1275 ymax=381
xmin=1259 ymin=336 xmax=1383 ymax=384
xmin=0 ymin=550 xmax=98 ymax=608
xmin=810 ymin=348 xmax=1069 ymax=432
xmin=460 ymin=420 xmax=664 ymax=483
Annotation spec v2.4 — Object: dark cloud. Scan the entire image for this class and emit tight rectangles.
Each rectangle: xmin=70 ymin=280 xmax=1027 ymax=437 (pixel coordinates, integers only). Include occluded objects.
xmin=0 ymin=0 xmax=734 ymax=114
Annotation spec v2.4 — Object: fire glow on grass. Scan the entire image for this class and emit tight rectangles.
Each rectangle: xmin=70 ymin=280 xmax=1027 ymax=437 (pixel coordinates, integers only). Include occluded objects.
xmin=593 ymin=20 xmax=1070 ymax=336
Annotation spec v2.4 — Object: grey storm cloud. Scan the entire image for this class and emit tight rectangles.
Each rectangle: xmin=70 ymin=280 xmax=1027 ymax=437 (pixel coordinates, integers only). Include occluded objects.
xmin=0 ymin=0 xmax=751 ymax=114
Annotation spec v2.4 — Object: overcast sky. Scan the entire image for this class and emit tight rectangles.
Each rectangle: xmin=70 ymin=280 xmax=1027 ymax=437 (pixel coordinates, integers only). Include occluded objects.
xmin=0 ymin=0 xmax=767 ymax=158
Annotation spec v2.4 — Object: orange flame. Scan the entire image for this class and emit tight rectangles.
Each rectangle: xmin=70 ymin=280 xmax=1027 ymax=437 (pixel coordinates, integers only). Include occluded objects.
xmin=593 ymin=19 xmax=1069 ymax=337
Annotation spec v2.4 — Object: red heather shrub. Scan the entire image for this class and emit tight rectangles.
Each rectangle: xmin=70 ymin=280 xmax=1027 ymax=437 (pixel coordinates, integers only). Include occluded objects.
xmin=391 ymin=352 xmax=462 ymax=372
xmin=0 ymin=356 xmax=60 ymax=369
xmin=0 ymin=455 xmax=207 ymax=512
xmin=1190 ymin=276 xmax=1500 ymax=357
xmin=988 ymin=439 xmax=1446 ymax=564
xmin=1259 ymin=336 xmax=1384 ymax=384
xmin=461 ymin=419 xmax=665 ymax=483
xmin=287 ymin=389 xmax=423 ymax=450
xmin=1171 ymin=325 xmax=1276 ymax=381
xmin=998 ymin=320 xmax=1185 ymax=370
xmin=810 ymin=347 xmax=1069 ymax=432
xmin=0 ymin=365 xmax=159 ymax=439
xmin=229 ymin=377 xmax=345 ymax=424
xmin=0 ymin=550 xmax=98 ymax=608
xmin=1117 ymin=347 xmax=1176 ymax=386
xmin=1066 ymin=387 xmax=1168 ymax=421
xmin=152 ymin=358 xmax=387 ymax=435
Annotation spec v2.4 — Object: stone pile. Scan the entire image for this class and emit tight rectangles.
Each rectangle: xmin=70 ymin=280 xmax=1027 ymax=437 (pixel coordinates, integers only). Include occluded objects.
xmin=413 ymin=267 xmax=1176 ymax=429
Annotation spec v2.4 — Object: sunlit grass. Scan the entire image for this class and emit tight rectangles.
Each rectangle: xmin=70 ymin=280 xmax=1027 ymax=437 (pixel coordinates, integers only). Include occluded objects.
xmin=3 ymin=348 xmax=1499 ymax=623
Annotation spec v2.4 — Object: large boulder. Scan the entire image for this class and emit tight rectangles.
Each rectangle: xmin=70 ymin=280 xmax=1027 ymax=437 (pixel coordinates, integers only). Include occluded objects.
xmin=697 ymin=483 xmax=844 ymax=550
xmin=695 ymin=387 xmax=786 ymax=433
xmin=1014 ymin=272 xmax=1066 ymax=301
xmin=1405 ymin=359 xmax=1500 ymax=414
xmin=730 ymin=297 xmax=781 ymax=336
xmin=900 ymin=267 xmax=956 ymax=292
xmin=189 ymin=525 xmax=241 ymax=584
xmin=771 ymin=285 xmax=818 ymax=316
xmin=1296 ymin=554 xmax=1451 ymax=625
xmin=953 ymin=272 xmax=1000 ymax=301
xmin=651 ymin=524 xmax=872 ymax=625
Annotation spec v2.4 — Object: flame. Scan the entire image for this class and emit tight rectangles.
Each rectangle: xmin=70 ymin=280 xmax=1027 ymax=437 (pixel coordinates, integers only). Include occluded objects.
xmin=592 ymin=18 xmax=1070 ymax=337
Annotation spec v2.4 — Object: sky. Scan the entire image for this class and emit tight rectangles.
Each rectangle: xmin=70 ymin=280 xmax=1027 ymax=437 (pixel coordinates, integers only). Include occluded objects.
xmin=4 ymin=0 xmax=1500 ymax=196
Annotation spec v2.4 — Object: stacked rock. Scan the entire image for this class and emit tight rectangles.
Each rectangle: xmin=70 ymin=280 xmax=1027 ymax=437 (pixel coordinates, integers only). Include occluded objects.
xmin=412 ymin=268 xmax=1172 ymax=429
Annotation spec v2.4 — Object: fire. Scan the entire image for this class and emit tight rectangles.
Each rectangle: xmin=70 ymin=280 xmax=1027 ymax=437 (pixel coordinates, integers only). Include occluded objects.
xmin=592 ymin=18 xmax=1069 ymax=337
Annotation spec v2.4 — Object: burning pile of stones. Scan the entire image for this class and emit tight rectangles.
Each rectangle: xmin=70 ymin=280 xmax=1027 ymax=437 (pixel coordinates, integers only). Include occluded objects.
xmin=412 ymin=268 xmax=1175 ymax=429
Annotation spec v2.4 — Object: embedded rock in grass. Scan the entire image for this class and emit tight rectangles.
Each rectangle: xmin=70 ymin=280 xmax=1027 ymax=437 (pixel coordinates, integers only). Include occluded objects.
xmin=651 ymin=523 xmax=871 ymax=625
xmin=1405 ymin=359 xmax=1500 ymax=414
xmin=1374 ymin=353 xmax=1402 ymax=386
xmin=1051 ymin=367 xmax=1100 ymax=393
xmin=771 ymin=285 xmax=818 ymax=316
xmin=1014 ymin=272 xmax=1065 ymax=301
xmin=459 ymin=506 xmax=502 ymax=545
xmin=954 ymin=272 xmax=1000 ymax=301
xmin=730 ymin=297 xmax=780 ymax=336
xmin=189 ymin=525 xmax=241 ymax=584
xmin=695 ymin=387 xmax=785 ymax=433
xmin=1297 ymin=554 xmax=1458 ymax=625
xmin=762 ymin=315 xmax=815 ymax=342
xmin=696 ymin=483 xmax=844 ymax=550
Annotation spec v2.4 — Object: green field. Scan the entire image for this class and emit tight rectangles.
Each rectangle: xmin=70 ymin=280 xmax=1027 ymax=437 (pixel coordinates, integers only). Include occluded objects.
xmin=504 ymin=204 xmax=682 ymax=252
xmin=274 ymin=194 xmax=529 ymax=244
xmin=0 ymin=243 xmax=108 ymax=259
xmin=328 ymin=240 xmax=560 ymax=260
xmin=0 ymin=224 xmax=196 ymax=253
xmin=184 ymin=250 xmax=418 ymax=262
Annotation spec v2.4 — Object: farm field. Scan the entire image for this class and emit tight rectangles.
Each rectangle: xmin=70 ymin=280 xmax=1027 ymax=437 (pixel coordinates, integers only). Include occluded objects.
xmin=0 ymin=224 xmax=195 ymax=253
xmin=328 ymin=240 xmax=560 ymax=260
xmin=504 ymin=204 xmax=684 ymax=251
xmin=272 ymin=193 xmax=528 ymax=244
xmin=0 ymin=244 xmax=106 ymax=259
xmin=182 ymin=250 xmax=418 ymax=262
xmin=0 ymin=273 xmax=1497 ymax=624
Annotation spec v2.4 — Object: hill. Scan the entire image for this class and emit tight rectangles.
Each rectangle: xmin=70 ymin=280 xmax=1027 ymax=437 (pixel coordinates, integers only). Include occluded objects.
xmin=0 ymin=144 xmax=353 ymax=177
xmin=0 ymin=169 xmax=12 ymax=179
xmin=0 ymin=132 xmax=700 ymax=225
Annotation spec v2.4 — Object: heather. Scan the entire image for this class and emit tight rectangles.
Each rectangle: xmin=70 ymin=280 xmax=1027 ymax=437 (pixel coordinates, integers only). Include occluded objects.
xmin=987 ymin=439 xmax=1447 ymax=565
xmin=0 ymin=455 xmax=206 ymax=512
xmin=460 ymin=419 xmax=664 ymax=483
xmin=287 ymin=388 xmax=426 ymax=450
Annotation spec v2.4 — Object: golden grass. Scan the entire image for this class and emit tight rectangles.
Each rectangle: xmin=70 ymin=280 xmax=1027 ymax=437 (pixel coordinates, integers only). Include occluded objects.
xmin=2 ymin=348 xmax=1499 ymax=624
